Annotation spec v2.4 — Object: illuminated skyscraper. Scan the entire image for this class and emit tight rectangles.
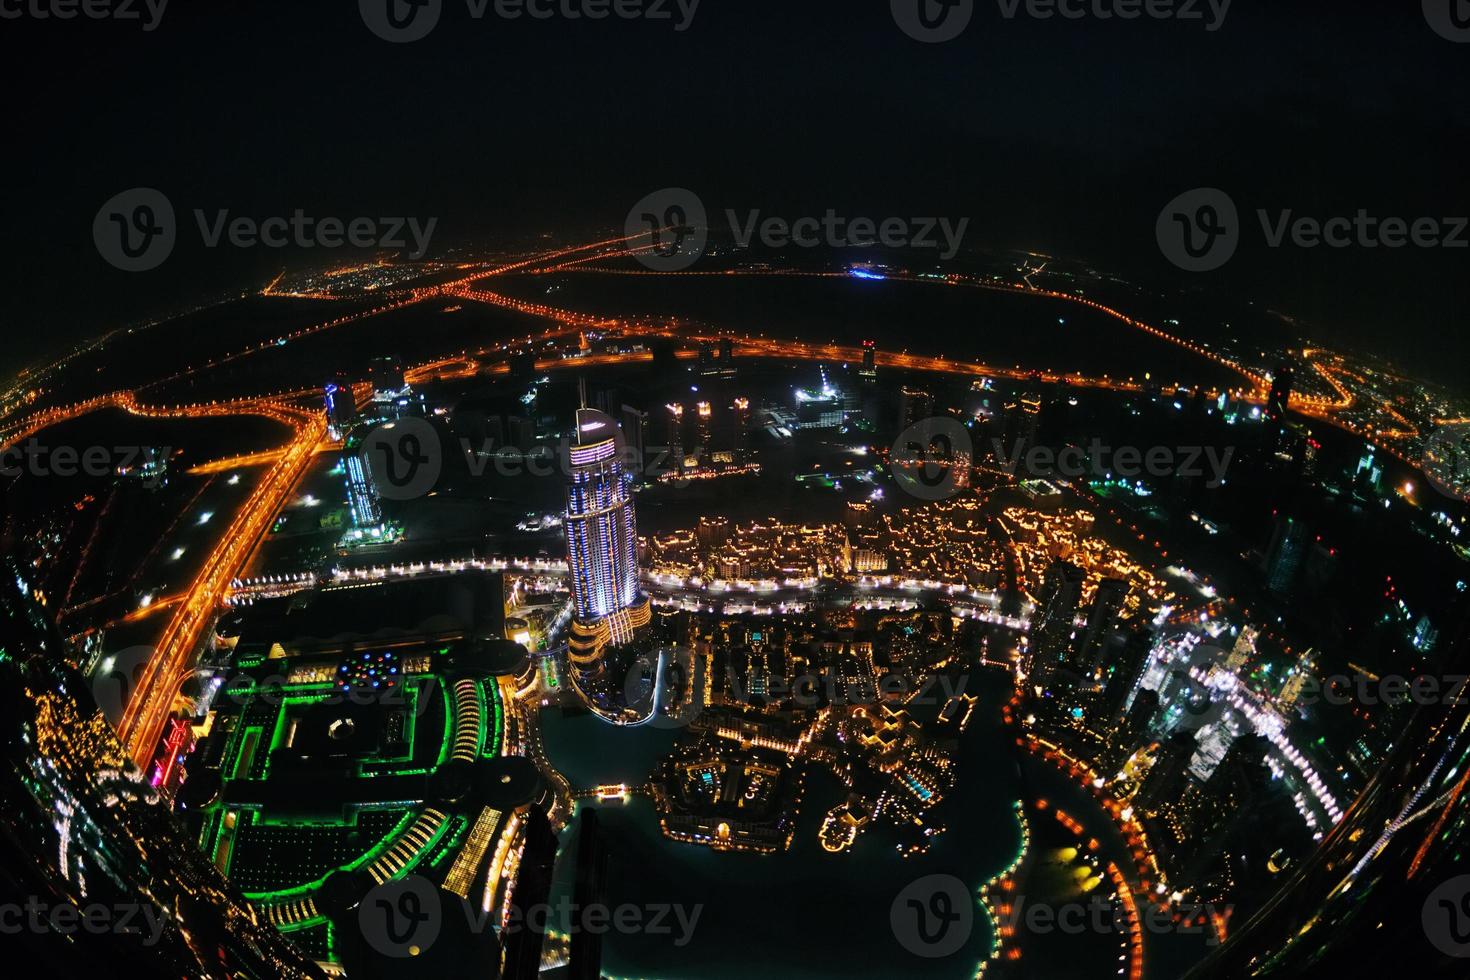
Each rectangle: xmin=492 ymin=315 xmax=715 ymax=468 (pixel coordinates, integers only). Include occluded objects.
xmin=344 ymin=433 xmax=384 ymax=531
xmin=565 ymin=409 xmax=650 ymax=676
xmin=1029 ymin=558 xmax=1085 ymax=679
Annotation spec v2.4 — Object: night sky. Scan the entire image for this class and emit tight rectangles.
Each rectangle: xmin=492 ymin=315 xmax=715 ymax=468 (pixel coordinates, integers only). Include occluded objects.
xmin=3 ymin=0 xmax=1467 ymax=385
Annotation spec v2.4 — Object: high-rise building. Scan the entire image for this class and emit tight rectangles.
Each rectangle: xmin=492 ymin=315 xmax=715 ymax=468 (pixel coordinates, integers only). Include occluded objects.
xmin=1224 ymin=626 xmax=1258 ymax=672
xmin=1266 ymin=361 xmax=1295 ymax=454
xmin=1002 ymin=393 xmax=1043 ymax=457
xmin=1267 ymin=361 xmax=1294 ymax=425
xmin=567 ymin=809 xmax=609 ymax=979
xmin=859 ymin=340 xmax=878 ymax=381
xmin=795 ymin=372 xmax=845 ymax=429
xmin=666 ymin=403 xmax=686 ymax=472
xmin=1098 ymin=627 xmax=1154 ymax=725
xmin=731 ymin=397 xmax=751 ymax=459
xmin=565 ymin=409 xmax=651 ymax=677
xmin=1134 ymin=730 xmax=1198 ymax=813
xmin=695 ymin=401 xmax=713 ymax=455
xmin=1264 ymin=514 xmax=1309 ymax=597
xmin=899 ymin=386 xmax=933 ymax=429
xmin=1075 ymin=576 xmax=1130 ymax=673
xmin=1173 ymin=734 xmax=1271 ymax=882
xmin=344 ymin=427 xmax=384 ymax=531
xmin=369 ymin=355 xmax=406 ymax=398
xmin=1029 ymin=559 xmax=1085 ymax=679
xmin=698 ymin=341 xmax=718 ymax=376
xmin=1123 ymin=687 xmax=1160 ymax=735
xmin=1110 ymin=687 xmax=1160 ymax=764
xmin=621 ymin=404 xmax=648 ymax=475
xmin=325 ymin=378 xmax=358 ymax=438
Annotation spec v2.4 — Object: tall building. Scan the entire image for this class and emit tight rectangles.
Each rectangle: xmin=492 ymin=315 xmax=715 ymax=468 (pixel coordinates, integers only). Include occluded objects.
xmin=1110 ymin=687 xmax=1161 ymax=763
xmin=859 ymin=340 xmax=878 ymax=381
xmin=718 ymin=336 xmax=736 ymax=377
xmin=567 ymin=809 xmax=609 ymax=979
xmin=1074 ymin=576 xmax=1130 ymax=673
xmin=1264 ymin=514 xmax=1309 ymax=597
xmin=695 ymin=401 xmax=713 ymax=454
xmin=369 ymin=355 xmax=406 ymax=396
xmin=731 ymin=397 xmax=751 ymax=459
xmin=1002 ymin=393 xmax=1043 ymax=457
xmin=1098 ymin=627 xmax=1154 ymax=725
xmin=899 ymin=386 xmax=933 ymax=429
xmin=325 ymin=378 xmax=358 ymax=439
xmin=1029 ymin=559 xmax=1085 ymax=679
xmin=1134 ymin=730 xmax=1198 ymax=813
xmin=367 ymin=355 xmax=417 ymax=420
xmin=666 ymin=403 xmax=686 ymax=472
xmin=344 ymin=427 xmax=384 ymax=531
xmin=1266 ymin=361 xmax=1294 ymax=425
xmin=1173 ymin=734 xmax=1272 ymax=883
xmin=565 ymin=409 xmax=651 ymax=678
xmin=622 ymin=404 xmax=648 ymax=474
xmin=1266 ymin=360 xmax=1295 ymax=454
xmin=1224 ymin=626 xmax=1258 ymax=672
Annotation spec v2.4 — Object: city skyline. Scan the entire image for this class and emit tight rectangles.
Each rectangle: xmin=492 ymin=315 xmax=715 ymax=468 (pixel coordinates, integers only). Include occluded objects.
xmin=3 ymin=4 xmax=1470 ymax=979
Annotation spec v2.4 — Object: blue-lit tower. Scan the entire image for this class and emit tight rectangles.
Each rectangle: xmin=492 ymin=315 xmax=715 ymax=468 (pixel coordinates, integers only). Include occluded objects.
xmin=565 ymin=408 xmax=650 ymax=677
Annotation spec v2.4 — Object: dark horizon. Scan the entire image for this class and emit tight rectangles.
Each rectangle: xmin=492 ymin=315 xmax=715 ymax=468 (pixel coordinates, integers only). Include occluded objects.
xmin=3 ymin=0 xmax=1468 ymax=388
